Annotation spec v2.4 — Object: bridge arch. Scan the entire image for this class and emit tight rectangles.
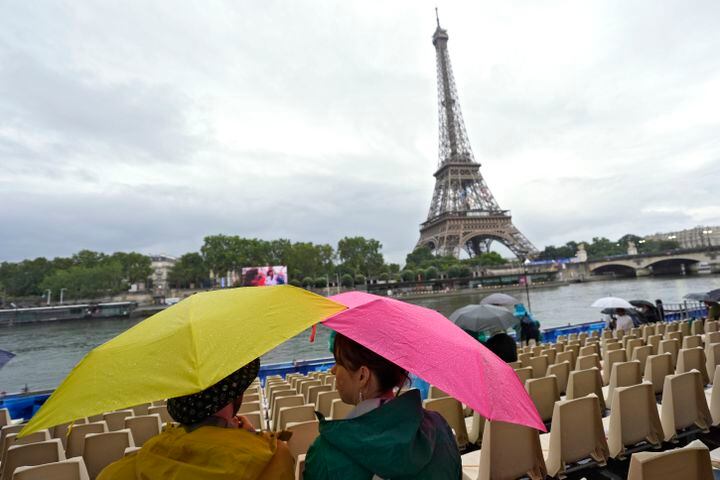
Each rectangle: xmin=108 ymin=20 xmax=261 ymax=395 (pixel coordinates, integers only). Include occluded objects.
xmin=590 ymin=263 xmax=637 ymax=277
xmin=644 ymin=257 xmax=700 ymax=275
xmin=459 ymin=232 xmax=523 ymax=259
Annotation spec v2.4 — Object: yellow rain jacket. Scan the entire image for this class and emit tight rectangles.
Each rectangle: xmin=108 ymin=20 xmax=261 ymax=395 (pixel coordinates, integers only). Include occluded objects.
xmin=97 ymin=425 xmax=294 ymax=480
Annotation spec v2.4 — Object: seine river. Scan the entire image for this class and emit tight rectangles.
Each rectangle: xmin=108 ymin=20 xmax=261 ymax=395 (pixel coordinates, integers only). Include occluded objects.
xmin=1 ymin=276 xmax=719 ymax=393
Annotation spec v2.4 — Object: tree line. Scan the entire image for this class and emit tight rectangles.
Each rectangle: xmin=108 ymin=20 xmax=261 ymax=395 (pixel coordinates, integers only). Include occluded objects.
xmin=536 ymin=234 xmax=681 ymax=261
xmin=0 ymin=250 xmax=152 ymax=301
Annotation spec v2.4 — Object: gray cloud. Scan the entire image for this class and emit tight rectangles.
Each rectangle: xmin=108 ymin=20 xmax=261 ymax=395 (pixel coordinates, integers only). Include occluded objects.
xmin=1 ymin=1 xmax=719 ymax=265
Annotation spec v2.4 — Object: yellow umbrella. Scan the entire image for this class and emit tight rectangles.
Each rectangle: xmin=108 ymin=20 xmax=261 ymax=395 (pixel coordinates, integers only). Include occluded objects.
xmin=20 ymin=285 xmax=345 ymax=437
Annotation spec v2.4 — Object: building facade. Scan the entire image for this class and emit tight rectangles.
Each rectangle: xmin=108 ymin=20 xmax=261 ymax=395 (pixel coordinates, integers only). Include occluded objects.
xmin=644 ymin=226 xmax=719 ymax=249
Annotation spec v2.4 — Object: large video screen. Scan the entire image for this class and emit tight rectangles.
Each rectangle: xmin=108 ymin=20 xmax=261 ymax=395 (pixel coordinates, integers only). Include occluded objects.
xmin=241 ymin=266 xmax=288 ymax=286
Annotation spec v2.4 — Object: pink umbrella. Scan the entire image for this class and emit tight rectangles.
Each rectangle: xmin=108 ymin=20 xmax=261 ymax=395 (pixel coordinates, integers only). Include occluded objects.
xmin=325 ymin=291 xmax=545 ymax=431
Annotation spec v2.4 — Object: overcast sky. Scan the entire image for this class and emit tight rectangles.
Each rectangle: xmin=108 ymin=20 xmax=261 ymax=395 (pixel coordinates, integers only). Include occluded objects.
xmin=1 ymin=1 xmax=719 ymax=265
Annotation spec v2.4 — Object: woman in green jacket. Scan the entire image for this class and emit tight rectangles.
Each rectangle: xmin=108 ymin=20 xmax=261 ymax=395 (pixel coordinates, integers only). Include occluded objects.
xmin=304 ymin=333 xmax=462 ymax=480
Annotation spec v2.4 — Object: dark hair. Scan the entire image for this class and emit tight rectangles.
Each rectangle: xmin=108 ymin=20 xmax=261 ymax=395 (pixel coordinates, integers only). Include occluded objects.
xmin=484 ymin=333 xmax=518 ymax=363
xmin=242 ymin=269 xmax=259 ymax=286
xmin=333 ymin=333 xmax=409 ymax=393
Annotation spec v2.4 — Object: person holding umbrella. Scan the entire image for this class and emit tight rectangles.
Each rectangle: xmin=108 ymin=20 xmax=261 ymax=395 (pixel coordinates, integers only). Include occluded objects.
xmin=303 ymin=332 xmax=461 ymax=480
xmin=98 ymin=359 xmax=295 ymax=480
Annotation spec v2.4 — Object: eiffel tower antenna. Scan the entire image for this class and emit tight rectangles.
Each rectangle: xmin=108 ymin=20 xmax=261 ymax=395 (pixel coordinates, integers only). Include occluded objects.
xmin=417 ymin=18 xmax=538 ymax=259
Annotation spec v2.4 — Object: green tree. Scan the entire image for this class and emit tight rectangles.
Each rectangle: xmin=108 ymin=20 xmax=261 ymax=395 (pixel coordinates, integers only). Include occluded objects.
xmin=302 ymin=277 xmax=315 ymax=288
xmin=354 ymin=274 xmax=366 ymax=285
xmin=0 ymin=258 xmax=54 ymax=296
xmin=110 ymin=252 xmax=152 ymax=284
xmin=314 ymin=277 xmax=328 ymax=288
xmin=400 ymin=270 xmax=415 ymax=282
xmin=337 ymin=237 xmax=385 ymax=277
xmin=425 ymin=267 xmax=438 ymax=280
xmin=71 ymin=250 xmax=108 ymax=268
xmin=447 ymin=265 xmax=462 ymax=278
xmin=167 ymin=253 xmax=208 ymax=288
xmin=40 ymin=263 xmax=126 ymax=300
xmin=405 ymin=247 xmax=434 ymax=268
xmin=378 ymin=272 xmax=390 ymax=282
xmin=340 ymin=274 xmax=354 ymax=288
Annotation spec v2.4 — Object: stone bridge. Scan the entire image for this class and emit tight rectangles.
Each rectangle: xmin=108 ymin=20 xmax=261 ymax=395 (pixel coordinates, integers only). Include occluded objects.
xmin=586 ymin=248 xmax=720 ymax=277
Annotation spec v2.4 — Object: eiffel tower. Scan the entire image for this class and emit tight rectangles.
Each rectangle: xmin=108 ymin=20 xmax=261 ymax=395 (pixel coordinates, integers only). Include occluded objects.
xmin=417 ymin=13 xmax=538 ymax=259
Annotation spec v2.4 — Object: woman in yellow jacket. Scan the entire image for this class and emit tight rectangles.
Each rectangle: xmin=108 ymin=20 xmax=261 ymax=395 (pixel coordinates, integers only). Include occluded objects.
xmin=98 ymin=359 xmax=293 ymax=480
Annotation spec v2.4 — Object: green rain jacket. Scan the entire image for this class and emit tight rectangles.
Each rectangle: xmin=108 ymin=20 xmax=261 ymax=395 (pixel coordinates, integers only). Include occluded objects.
xmin=303 ymin=389 xmax=461 ymax=480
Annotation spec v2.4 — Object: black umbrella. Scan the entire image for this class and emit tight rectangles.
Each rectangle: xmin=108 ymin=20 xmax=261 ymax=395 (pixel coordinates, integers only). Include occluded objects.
xmin=629 ymin=300 xmax=661 ymax=324
xmin=684 ymin=289 xmax=720 ymax=303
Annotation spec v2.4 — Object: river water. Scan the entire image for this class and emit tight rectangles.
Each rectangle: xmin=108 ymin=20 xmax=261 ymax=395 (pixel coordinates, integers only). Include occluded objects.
xmin=1 ymin=276 xmax=719 ymax=393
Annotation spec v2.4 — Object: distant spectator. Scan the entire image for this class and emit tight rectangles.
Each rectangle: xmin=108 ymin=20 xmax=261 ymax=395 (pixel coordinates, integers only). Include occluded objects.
xmin=655 ymin=299 xmax=665 ymax=322
xmin=706 ymin=302 xmax=720 ymax=321
xmin=515 ymin=304 xmax=540 ymax=344
xmin=614 ymin=308 xmax=634 ymax=332
xmin=484 ymin=333 xmax=517 ymax=363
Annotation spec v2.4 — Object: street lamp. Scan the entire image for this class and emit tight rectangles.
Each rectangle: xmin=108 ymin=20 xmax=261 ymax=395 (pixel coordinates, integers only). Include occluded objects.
xmin=522 ymin=259 xmax=532 ymax=313
xmin=44 ymin=289 xmax=52 ymax=306
xmin=59 ymin=288 xmax=67 ymax=305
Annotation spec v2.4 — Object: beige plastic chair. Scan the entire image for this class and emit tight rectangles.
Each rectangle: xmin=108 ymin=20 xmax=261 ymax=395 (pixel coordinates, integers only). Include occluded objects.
xmin=299 ymin=380 xmax=322 ymax=401
xmin=276 ymin=405 xmax=316 ymax=432
xmin=466 ymin=411 xmax=486 ymax=446
xmin=575 ymin=354 xmax=600 ymax=372
xmin=680 ymin=321 xmax=691 ymax=338
xmin=706 ymin=331 xmax=720 ymax=347
xmin=271 ymin=395 xmax=304 ymax=430
xmin=658 ymin=339 xmax=679 ymax=367
xmin=470 ymin=420 xmax=546 ymax=480
xmin=682 ymin=334 xmax=702 ymax=349
xmin=82 ymin=429 xmax=134 ymax=479
xmin=706 ymin=343 xmax=720 ymax=384
xmin=554 ymin=351 xmax=573 ymax=367
xmin=654 ymin=323 xmax=667 ymax=336
xmin=547 ymin=361 xmax=570 ymax=395
xmin=49 ymin=419 xmax=88 ymax=450
xmin=102 ymin=410 xmax=134 ymax=432
xmin=626 ymin=439 xmax=713 ymax=480
xmin=607 ymin=383 xmax=663 ymax=459
xmin=691 ymin=320 xmax=704 ymax=336
xmin=307 ymin=385 xmax=332 ymax=406
xmin=129 ymin=403 xmax=150 ymax=416
xmin=541 ymin=348 xmax=557 ymax=364
xmin=0 ymin=409 xmax=10 ymax=428
xmin=2 ymin=439 xmax=64 ymax=480
xmin=525 ymin=376 xmax=560 ymax=423
xmin=709 ymin=365 xmax=720 ymax=426
xmin=676 ymin=347 xmax=709 ymax=385
xmin=2 ymin=430 xmax=52 ymax=467
xmin=606 ymin=360 xmax=642 ymax=409
xmin=523 ymin=355 xmax=550 ymax=378
xmin=1 ymin=424 xmax=25 ymax=444
xmin=564 ymin=345 xmax=580 ymax=365
xmin=579 ymin=344 xmax=598 ymax=358
xmin=706 ymin=321 xmax=719 ymax=334
xmin=566 ymin=367 xmax=606 ymax=411
xmin=295 ymin=453 xmax=306 ymax=480
xmin=423 ymin=397 xmax=469 ymax=447
xmin=625 ymin=338 xmax=644 ymax=360
xmin=240 ymin=411 xmax=264 ymax=431
xmin=631 ymin=345 xmax=652 ymax=376
xmin=242 ymin=393 xmax=260 ymax=404
xmin=666 ymin=331 xmax=683 ymax=345
xmin=237 ymin=401 xmax=262 ymax=415
xmin=545 ymin=395 xmax=609 ymax=478
xmin=316 ymin=391 xmax=340 ymax=418
xmin=269 ymin=388 xmax=297 ymax=414
xmin=641 ymin=325 xmax=654 ymax=341
xmin=601 ymin=349 xmax=626 ymax=385
xmin=12 ymin=457 xmax=90 ymax=480
xmin=328 ymin=399 xmax=353 ymax=420
xmin=643 ymin=353 xmax=673 ymax=396
xmin=660 ymin=370 xmax=711 ymax=442
xmin=286 ymin=420 xmax=319 ymax=461
xmin=428 ymin=385 xmax=450 ymax=399
xmin=514 ymin=367 xmax=533 ymax=386
xmin=124 ymin=415 xmax=161 ymax=448
xmin=646 ymin=334 xmax=662 ymax=355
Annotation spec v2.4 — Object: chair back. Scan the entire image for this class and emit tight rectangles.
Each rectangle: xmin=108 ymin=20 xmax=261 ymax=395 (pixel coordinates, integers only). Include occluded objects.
xmin=102 ymin=410 xmax=134 ymax=432
xmin=423 ymin=397 xmax=469 ymax=447
xmin=12 ymin=457 xmax=90 ymax=480
xmin=660 ymin=371 xmax=711 ymax=442
xmin=631 ymin=345 xmax=653 ymax=375
xmin=545 ymin=396 xmax=608 ymax=478
xmin=607 ymin=361 xmax=642 ymax=409
xmin=2 ymin=439 xmax=64 ymax=480
xmin=658 ymin=339 xmax=679 ymax=367
xmin=682 ymin=335 xmax=702 ymax=349
xmin=643 ymin=353 xmax=673 ymax=395
xmin=286 ymin=420 xmax=319 ymax=460
xmin=307 ymin=385 xmax=332 ymax=406
xmin=525 ymin=376 xmax=559 ymax=423
xmin=602 ymin=349 xmax=627 ymax=385
xmin=676 ymin=347 xmax=709 ymax=384
xmin=627 ymin=439 xmax=713 ymax=480
xmin=82 ymin=429 xmax=134 ymax=479
xmin=277 ymin=405 xmax=316 ymax=432
xmin=316 ymin=391 xmax=341 ymax=418
xmin=547 ymin=362 xmax=570 ymax=395
xmin=129 ymin=403 xmax=150 ymax=417
xmin=706 ymin=343 xmax=720 ymax=385
xmin=477 ymin=420 xmax=547 ymax=480
xmin=237 ymin=401 xmax=262 ymax=415
xmin=566 ymin=368 xmax=606 ymax=411
xmin=575 ymin=354 xmax=600 ymax=372
xmin=271 ymin=395 xmax=304 ymax=430
xmin=607 ymin=383 xmax=663 ymax=459
xmin=328 ymin=399 xmax=353 ymax=420
xmin=123 ymin=415 xmax=161 ymax=448
xmin=428 ymin=385 xmax=450 ymax=399
xmin=709 ymin=365 xmax=720 ymax=426
xmin=514 ymin=367 xmax=533 ymax=386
